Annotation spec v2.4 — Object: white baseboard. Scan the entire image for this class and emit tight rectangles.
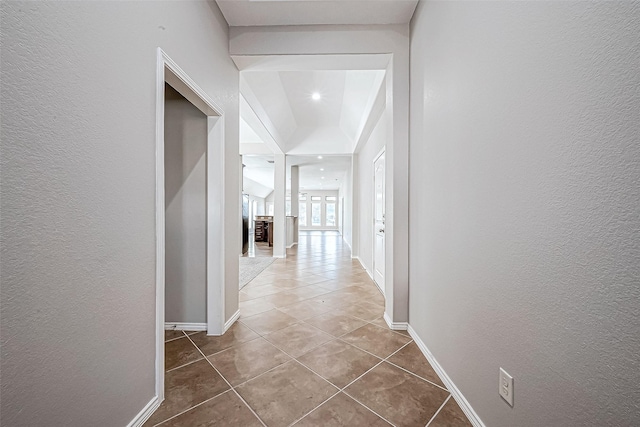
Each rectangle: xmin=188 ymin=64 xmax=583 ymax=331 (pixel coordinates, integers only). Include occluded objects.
xmin=286 ymin=242 xmax=297 ymax=249
xmin=373 ymin=277 xmax=384 ymax=296
xmin=164 ymin=322 xmax=207 ymax=331
xmin=127 ymin=396 xmax=161 ymax=427
xmin=224 ymin=310 xmax=240 ymax=332
xmin=407 ymin=325 xmax=485 ymax=427
xmin=353 ymin=257 xmax=374 ymax=280
xmin=383 ymin=312 xmax=408 ymax=331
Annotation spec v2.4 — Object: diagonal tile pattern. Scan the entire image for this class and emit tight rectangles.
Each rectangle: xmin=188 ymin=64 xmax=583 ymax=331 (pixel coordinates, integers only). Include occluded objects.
xmin=147 ymin=231 xmax=473 ymax=426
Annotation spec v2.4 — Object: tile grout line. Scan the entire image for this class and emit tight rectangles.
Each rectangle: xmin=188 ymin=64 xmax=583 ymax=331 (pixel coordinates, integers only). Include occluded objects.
xmin=222 ymin=317 xmax=394 ymax=427
xmin=164 ymin=355 xmax=206 ymax=373
xmin=332 ymin=340 xmax=420 ymax=427
xmin=234 ymin=238 xmax=430 ymax=426
xmin=288 ymin=359 xmax=389 ymax=427
xmin=185 ymin=333 xmax=268 ymax=427
xmin=384 ymin=358 xmax=450 ymax=393
xmin=286 ymin=390 xmax=342 ymax=427
xmin=187 ymin=334 xmax=263 ymax=361
xmin=425 ymin=394 xmax=452 ymax=427
xmin=162 ymin=330 xmax=189 ymax=343
xmin=152 ymin=389 xmax=234 ymax=427
xmin=341 ymin=391 xmax=398 ymax=427
xmin=318 ymin=340 xmax=419 ymax=427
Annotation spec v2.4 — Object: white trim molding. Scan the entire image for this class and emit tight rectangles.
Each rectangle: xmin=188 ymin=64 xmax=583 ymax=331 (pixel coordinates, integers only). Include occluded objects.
xmin=383 ymin=312 xmax=407 ymax=330
xmin=126 ymin=396 xmax=160 ymax=427
xmin=165 ymin=322 xmax=207 ymax=331
xmin=223 ymin=310 xmax=241 ymax=333
xmin=354 ymin=256 xmax=377 ymax=291
xmin=154 ymin=47 xmax=226 ymax=415
xmin=408 ymin=325 xmax=486 ymax=427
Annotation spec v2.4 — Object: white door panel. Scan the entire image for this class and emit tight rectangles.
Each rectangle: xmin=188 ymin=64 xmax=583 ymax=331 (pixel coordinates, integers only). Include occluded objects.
xmin=373 ymin=151 xmax=385 ymax=292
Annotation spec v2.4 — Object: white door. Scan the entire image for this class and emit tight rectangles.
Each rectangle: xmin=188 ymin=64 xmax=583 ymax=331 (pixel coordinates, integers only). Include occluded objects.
xmin=373 ymin=150 xmax=385 ymax=291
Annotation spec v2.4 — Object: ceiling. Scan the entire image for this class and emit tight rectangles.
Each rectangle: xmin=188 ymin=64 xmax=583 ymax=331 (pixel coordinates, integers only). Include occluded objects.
xmin=241 ymin=69 xmax=385 ymax=154
xmin=230 ymin=2 xmax=398 ymax=191
xmin=289 ymin=155 xmax=351 ymax=191
xmin=215 ymin=0 xmax=419 ymax=27
xmin=239 ymin=67 xmax=385 ymax=191
xmin=243 ymin=155 xmax=350 ymax=193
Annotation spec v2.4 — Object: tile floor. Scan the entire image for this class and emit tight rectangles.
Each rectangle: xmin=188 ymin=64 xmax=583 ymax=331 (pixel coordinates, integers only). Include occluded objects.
xmin=146 ymin=231 xmax=472 ymax=427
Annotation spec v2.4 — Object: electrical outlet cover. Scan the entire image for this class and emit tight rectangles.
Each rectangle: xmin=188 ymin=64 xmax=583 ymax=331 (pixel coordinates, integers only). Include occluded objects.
xmin=499 ymin=367 xmax=514 ymax=406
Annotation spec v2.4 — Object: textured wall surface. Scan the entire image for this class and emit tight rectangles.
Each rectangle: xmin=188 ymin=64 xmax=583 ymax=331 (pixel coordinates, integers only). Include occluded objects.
xmin=409 ymin=2 xmax=640 ymax=426
xmin=164 ymin=85 xmax=207 ymax=324
xmin=0 ymin=2 xmax=238 ymax=425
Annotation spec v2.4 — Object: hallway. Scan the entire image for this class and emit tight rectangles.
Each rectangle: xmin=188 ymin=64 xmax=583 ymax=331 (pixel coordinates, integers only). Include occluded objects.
xmin=147 ymin=232 xmax=472 ymax=426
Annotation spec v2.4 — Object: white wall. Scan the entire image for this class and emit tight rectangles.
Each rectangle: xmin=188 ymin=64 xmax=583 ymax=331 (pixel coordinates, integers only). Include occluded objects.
xmin=164 ymin=84 xmax=207 ymax=324
xmin=0 ymin=2 xmax=239 ymax=426
xmin=248 ymin=195 xmax=266 ymax=217
xmin=409 ymin=2 xmax=640 ymax=427
xmin=265 ymin=190 xmax=275 ymax=215
xmin=355 ymin=110 xmax=387 ymax=276
xmin=338 ymin=165 xmax=353 ymax=249
xmin=243 ymin=175 xmax=273 ymax=199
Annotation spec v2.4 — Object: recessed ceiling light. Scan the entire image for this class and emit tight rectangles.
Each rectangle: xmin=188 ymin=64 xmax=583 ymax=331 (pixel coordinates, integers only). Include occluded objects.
xmin=321 ymin=177 xmax=325 ymax=179
xmin=320 ymin=168 xmax=324 ymax=171
xmin=312 ymin=92 xmax=321 ymax=101
xmin=317 ymin=156 xmax=323 ymax=160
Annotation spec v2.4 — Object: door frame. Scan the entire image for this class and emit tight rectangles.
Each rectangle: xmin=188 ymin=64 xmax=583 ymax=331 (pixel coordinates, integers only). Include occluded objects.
xmin=372 ymin=147 xmax=386 ymax=295
xmin=155 ymin=48 xmax=226 ymax=402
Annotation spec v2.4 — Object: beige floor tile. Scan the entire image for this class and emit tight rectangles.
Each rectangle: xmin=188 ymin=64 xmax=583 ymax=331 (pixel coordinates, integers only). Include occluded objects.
xmin=265 ymin=322 xmax=334 ymax=358
xmin=340 ymin=324 xmax=412 ymax=358
xmin=387 ymin=341 xmax=445 ymax=388
xmin=236 ymin=361 xmax=338 ymax=427
xmin=305 ymin=312 xmax=368 ymax=337
xmin=145 ymin=359 xmax=229 ymax=426
xmin=294 ymin=392 xmax=391 ymax=426
xmin=261 ymin=291 xmax=306 ymax=308
xmin=165 ymin=336 xmax=203 ymax=371
xmin=151 ymin=232 xmax=473 ymax=427
xmin=189 ymin=322 xmax=259 ymax=357
xmin=240 ymin=309 xmax=299 ymax=335
xmin=242 ymin=283 xmax=285 ymax=299
xmin=297 ymin=339 xmax=381 ymax=388
xmin=284 ymin=285 xmax=332 ymax=300
xmin=277 ymin=299 xmax=334 ymax=321
xmin=159 ymin=390 xmax=263 ymax=427
xmin=239 ymin=298 xmax=276 ymax=318
xmin=335 ymin=301 xmax=385 ymax=322
xmin=370 ymin=316 xmax=390 ymax=329
xmin=207 ymin=337 xmax=291 ymax=386
xmin=345 ymin=362 xmax=449 ymax=427
xmin=428 ymin=396 xmax=473 ymax=427
xmin=164 ymin=330 xmax=186 ymax=342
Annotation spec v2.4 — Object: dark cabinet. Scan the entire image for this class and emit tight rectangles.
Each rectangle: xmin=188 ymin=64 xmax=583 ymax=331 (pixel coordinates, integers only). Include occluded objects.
xmin=254 ymin=216 xmax=273 ymax=246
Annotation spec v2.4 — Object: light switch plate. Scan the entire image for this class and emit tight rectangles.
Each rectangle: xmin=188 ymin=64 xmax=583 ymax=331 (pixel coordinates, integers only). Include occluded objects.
xmin=499 ymin=367 xmax=514 ymax=406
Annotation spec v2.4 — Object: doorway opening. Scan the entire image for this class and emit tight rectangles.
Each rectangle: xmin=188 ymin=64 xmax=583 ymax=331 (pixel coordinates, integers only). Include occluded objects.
xmin=164 ymin=82 xmax=208 ymax=331
xmin=154 ymin=48 xmax=226 ymax=403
